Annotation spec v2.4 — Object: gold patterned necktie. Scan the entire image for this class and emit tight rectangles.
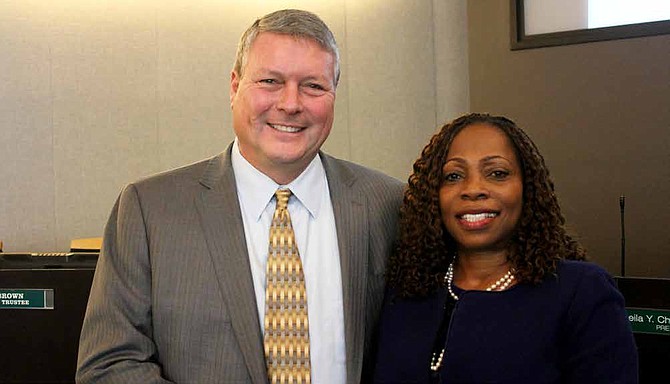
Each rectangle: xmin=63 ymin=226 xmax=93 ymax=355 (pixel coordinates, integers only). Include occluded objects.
xmin=264 ymin=189 xmax=311 ymax=384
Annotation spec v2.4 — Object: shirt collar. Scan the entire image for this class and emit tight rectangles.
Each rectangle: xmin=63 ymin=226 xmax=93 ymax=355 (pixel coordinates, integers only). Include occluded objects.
xmin=231 ymin=138 xmax=326 ymax=220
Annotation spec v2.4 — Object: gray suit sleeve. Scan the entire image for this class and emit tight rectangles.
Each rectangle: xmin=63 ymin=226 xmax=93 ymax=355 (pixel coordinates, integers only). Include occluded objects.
xmin=76 ymin=184 xmax=174 ymax=384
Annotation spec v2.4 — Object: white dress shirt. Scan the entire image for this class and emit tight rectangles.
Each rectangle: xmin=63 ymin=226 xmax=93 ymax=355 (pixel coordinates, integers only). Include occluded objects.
xmin=231 ymin=139 xmax=346 ymax=384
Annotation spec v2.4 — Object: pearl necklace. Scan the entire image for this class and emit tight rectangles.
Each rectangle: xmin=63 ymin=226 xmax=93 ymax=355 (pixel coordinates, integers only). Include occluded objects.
xmin=445 ymin=261 xmax=515 ymax=301
xmin=430 ymin=261 xmax=515 ymax=372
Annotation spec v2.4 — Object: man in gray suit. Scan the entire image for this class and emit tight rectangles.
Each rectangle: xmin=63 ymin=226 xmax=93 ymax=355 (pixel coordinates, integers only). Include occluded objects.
xmin=76 ymin=9 xmax=403 ymax=384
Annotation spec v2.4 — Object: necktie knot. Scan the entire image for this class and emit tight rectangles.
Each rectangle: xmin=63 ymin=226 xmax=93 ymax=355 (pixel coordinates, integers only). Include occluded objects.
xmin=275 ymin=189 xmax=292 ymax=210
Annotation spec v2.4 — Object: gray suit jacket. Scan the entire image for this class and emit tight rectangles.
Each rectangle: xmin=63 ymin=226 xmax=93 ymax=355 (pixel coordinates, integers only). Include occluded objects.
xmin=76 ymin=145 xmax=404 ymax=384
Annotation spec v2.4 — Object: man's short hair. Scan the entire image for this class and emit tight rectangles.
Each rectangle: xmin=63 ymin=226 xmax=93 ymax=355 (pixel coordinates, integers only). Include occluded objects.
xmin=233 ymin=9 xmax=340 ymax=86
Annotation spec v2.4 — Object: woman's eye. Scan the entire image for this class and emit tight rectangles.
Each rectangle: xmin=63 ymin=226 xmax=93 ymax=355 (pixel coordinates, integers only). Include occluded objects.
xmin=490 ymin=170 xmax=510 ymax=179
xmin=444 ymin=172 xmax=462 ymax=182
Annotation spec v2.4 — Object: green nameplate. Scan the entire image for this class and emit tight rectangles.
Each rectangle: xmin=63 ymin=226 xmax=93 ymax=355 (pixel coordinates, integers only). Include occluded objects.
xmin=0 ymin=289 xmax=54 ymax=309
xmin=627 ymin=308 xmax=670 ymax=335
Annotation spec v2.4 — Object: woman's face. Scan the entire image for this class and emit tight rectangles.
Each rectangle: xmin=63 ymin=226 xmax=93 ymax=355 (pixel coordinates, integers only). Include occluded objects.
xmin=438 ymin=123 xmax=523 ymax=253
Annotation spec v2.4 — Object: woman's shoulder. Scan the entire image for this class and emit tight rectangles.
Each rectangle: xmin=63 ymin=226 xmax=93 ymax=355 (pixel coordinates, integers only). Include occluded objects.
xmin=384 ymin=285 xmax=443 ymax=306
xmin=377 ymin=286 xmax=446 ymax=339
xmin=556 ymin=259 xmax=614 ymax=283
xmin=558 ymin=259 xmax=610 ymax=275
xmin=553 ymin=259 xmax=622 ymax=302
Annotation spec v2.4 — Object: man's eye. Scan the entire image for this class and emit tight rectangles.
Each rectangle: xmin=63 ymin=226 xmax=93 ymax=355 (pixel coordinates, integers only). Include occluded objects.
xmin=303 ymin=83 xmax=328 ymax=95
xmin=260 ymin=79 xmax=277 ymax=84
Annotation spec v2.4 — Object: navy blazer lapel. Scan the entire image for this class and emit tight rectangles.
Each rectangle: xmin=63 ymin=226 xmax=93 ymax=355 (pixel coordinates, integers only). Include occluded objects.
xmin=195 ymin=146 xmax=267 ymax=384
xmin=322 ymin=153 xmax=369 ymax=383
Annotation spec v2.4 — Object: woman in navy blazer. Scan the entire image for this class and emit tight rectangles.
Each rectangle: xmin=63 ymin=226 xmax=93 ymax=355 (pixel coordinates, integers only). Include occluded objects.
xmin=373 ymin=113 xmax=638 ymax=383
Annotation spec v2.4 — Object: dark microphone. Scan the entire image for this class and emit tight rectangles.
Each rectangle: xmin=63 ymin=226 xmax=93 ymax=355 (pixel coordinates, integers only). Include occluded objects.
xmin=619 ymin=195 xmax=625 ymax=277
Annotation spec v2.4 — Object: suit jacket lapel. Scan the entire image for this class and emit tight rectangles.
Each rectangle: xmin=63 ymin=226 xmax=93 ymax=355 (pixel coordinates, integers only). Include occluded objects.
xmin=195 ymin=146 xmax=267 ymax=384
xmin=322 ymin=153 xmax=369 ymax=384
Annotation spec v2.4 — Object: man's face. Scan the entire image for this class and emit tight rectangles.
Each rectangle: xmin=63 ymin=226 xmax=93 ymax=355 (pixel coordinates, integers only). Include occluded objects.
xmin=230 ymin=32 xmax=337 ymax=183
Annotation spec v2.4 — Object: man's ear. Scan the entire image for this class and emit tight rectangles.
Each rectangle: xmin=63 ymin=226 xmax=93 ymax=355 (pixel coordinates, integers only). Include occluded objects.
xmin=230 ymin=70 xmax=240 ymax=107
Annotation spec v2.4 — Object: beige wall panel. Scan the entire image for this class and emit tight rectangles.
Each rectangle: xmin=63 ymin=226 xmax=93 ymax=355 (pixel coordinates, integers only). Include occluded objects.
xmin=50 ymin=3 xmax=160 ymax=249
xmin=344 ymin=0 xmax=438 ymax=181
xmin=433 ymin=0 xmax=470 ymax=126
xmin=0 ymin=3 xmax=56 ymax=252
xmin=156 ymin=3 xmax=235 ymax=170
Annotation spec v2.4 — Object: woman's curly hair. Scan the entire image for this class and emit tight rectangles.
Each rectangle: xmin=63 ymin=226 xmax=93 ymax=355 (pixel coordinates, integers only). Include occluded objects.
xmin=387 ymin=113 xmax=587 ymax=298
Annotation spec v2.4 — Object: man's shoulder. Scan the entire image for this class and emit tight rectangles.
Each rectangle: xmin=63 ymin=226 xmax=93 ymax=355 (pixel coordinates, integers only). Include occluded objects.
xmin=321 ymin=152 xmax=404 ymax=188
xmin=130 ymin=153 xmax=226 ymax=192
